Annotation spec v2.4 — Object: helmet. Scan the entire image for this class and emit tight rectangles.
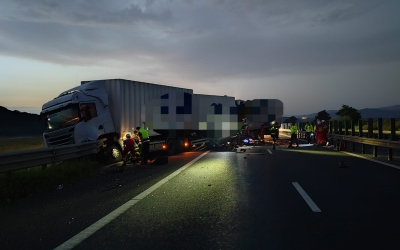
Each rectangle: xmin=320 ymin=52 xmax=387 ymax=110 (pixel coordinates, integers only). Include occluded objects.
xmin=126 ymin=134 xmax=131 ymax=138
xmin=261 ymin=122 xmax=264 ymax=126
xmin=271 ymin=121 xmax=276 ymax=125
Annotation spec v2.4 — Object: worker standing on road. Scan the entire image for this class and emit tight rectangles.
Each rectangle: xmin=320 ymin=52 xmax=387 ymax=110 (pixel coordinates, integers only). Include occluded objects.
xmin=121 ymin=134 xmax=136 ymax=167
xmin=315 ymin=119 xmax=321 ymax=146
xmin=288 ymin=122 xmax=299 ymax=148
xmin=259 ymin=123 xmax=265 ymax=144
xmin=274 ymin=122 xmax=280 ymax=140
xmin=136 ymin=125 xmax=150 ymax=165
xmin=305 ymin=122 xmax=314 ymax=144
xmin=241 ymin=118 xmax=249 ymax=136
xmin=320 ymin=120 xmax=328 ymax=146
xmin=270 ymin=121 xmax=278 ymax=149
xmin=315 ymin=119 xmax=326 ymax=146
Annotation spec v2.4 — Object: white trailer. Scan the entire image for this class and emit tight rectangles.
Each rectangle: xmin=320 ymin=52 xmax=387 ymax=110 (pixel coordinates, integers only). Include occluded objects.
xmin=40 ymin=79 xmax=194 ymax=161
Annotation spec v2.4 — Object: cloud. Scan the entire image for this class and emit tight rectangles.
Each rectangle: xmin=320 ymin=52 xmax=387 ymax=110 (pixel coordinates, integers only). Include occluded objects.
xmin=1 ymin=0 xmax=172 ymax=26
xmin=0 ymin=0 xmax=399 ymax=83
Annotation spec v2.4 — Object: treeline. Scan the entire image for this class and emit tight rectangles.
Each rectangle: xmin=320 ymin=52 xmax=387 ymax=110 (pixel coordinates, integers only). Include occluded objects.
xmin=0 ymin=106 xmax=44 ymax=137
xmin=284 ymin=104 xmax=400 ymax=131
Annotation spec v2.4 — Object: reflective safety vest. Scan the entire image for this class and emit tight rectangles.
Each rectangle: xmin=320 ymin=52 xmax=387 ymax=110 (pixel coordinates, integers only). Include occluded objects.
xmin=270 ymin=126 xmax=277 ymax=135
xmin=138 ymin=128 xmax=150 ymax=141
xmin=305 ymin=124 xmax=313 ymax=132
xmin=290 ymin=125 xmax=298 ymax=134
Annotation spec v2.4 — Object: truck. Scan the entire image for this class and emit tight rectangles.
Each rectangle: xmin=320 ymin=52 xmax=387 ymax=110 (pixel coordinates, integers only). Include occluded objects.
xmin=39 ymin=79 xmax=283 ymax=162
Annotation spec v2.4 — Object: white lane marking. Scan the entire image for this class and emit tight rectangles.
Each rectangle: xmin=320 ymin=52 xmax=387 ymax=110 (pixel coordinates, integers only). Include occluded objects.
xmin=267 ymin=149 xmax=273 ymax=154
xmin=54 ymin=150 xmax=211 ymax=250
xmin=340 ymin=151 xmax=400 ymax=170
xmin=292 ymin=182 xmax=321 ymax=213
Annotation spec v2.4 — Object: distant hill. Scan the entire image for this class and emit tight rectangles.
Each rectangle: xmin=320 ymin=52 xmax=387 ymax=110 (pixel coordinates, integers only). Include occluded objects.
xmin=282 ymin=105 xmax=400 ymax=122
xmin=378 ymin=105 xmax=400 ymax=111
xmin=0 ymin=106 xmax=44 ymax=137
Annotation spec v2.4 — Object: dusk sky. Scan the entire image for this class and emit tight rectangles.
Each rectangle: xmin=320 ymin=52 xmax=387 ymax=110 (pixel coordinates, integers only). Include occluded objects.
xmin=1 ymin=0 xmax=399 ymax=116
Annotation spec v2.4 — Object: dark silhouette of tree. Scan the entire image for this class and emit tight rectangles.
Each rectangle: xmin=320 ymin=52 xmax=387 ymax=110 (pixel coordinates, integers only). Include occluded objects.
xmin=315 ymin=110 xmax=331 ymax=121
xmin=284 ymin=116 xmax=297 ymax=123
xmin=336 ymin=105 xmax=361 ymax=122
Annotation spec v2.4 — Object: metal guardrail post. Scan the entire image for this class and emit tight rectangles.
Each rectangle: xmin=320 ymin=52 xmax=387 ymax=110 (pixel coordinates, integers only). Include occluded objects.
xmin=367 ymin=118 xmax=377 ymax=157
xmin=334 ymin=120 xmax=338 ymax=134
xmin=368 ymin=118 xmax=374 ymax=138
xmin=351 ymin=121 xmax=355 ymax=136
xmin=351 ymin=121 xmax=356 ymax=151
xmin=389 ymin=118 xmax=396 ymax=161
xmin=358 ymin=120 xmax=365 ymax=154
xmin=378 ymin=118 xmax=383 ymax=140
xmin=391 ymin=118 xmax=396 ymax=141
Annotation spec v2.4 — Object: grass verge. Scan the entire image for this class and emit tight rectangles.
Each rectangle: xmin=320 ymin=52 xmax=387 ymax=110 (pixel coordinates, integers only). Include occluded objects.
xmin=0 ymin=159 xmax=105 ymax=207
xmin=0 ymin=136 xmax=45 ymax=153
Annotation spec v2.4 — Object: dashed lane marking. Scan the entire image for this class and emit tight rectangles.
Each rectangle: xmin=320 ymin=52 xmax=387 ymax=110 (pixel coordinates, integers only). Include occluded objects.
xmin=292 ymin=182 xmax=322 ymax=213
xmin=54 ymin=150 xmax=211 ymax=250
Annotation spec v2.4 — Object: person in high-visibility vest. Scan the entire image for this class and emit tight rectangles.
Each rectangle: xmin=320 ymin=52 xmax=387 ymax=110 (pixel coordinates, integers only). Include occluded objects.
xmin=288 ymin=122 xmax=299 ymax=148
xmin=136 ymin=125 xmax=150 ymax=164
xmin=304 ymin=122 xmax=314 ymax=144
xmin=270 ymin=121 xmax=278 ymax=149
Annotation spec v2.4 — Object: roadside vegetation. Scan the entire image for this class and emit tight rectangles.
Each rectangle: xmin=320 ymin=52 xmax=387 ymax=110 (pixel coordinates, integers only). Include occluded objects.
xmin=360 ymin=118 xmax=400 ymax=131
xmin=0 ymin=137 xmax=105 ymax=207
xmin=0 ymin=159 xmax=104 ymax=207
xmin=0 ymin=136 xmax=45 ymax=153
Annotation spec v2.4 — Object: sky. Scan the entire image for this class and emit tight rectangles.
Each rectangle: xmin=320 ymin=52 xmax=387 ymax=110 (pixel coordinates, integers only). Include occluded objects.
xmin=0 ymin=0 xmax=399 ymax=116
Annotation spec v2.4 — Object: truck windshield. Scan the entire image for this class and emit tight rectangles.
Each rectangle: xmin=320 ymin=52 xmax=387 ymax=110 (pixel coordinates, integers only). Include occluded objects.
xmin=45 ymin=105 xmax=81 ymax=131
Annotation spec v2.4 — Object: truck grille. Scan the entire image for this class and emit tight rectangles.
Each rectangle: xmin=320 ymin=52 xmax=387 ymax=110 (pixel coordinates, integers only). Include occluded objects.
xmin=44 ymin=127 xmax=75 ymax=146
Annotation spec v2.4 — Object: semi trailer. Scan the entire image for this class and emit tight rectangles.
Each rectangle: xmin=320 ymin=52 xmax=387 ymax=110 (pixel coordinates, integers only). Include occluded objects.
xmin=40 ymin=79 xmax=283 ymax=162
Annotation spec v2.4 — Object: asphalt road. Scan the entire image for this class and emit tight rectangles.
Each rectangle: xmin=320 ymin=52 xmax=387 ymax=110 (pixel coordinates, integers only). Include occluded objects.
xmin=1 ymin=142 xmax=400 ymax=250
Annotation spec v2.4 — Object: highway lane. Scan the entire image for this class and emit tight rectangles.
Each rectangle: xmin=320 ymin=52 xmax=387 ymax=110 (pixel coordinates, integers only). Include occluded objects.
xmin=1 ymin=144 xmax=400 ymax=249
xmin=62 ymin=145 xmax=400 ymax=250
xmin=0 ymin=150 xmax=208 ymax=250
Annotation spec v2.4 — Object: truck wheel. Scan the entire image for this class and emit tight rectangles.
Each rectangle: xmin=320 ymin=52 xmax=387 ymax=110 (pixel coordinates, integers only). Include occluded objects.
xmin=167 ymin=139 xmax=176 ymax=155
xmin=107 ymin=144 xmax=122 ymax=163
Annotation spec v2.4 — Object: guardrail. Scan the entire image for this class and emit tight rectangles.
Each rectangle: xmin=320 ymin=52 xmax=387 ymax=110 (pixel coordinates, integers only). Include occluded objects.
xmin=0 ymin=139 xmax=106 ymax=174
xmin=283 ymin=117 xmax=399 ymax=161
xmin=329 ymin=134 xmax=400 ymax=161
